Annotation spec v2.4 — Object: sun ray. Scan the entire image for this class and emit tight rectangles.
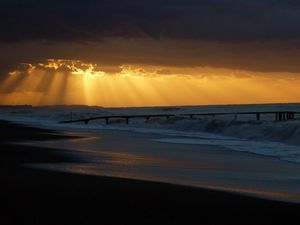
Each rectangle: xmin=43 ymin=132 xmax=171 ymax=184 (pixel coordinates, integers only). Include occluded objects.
xmin=1 ymin=59 xmax=300 ymax=106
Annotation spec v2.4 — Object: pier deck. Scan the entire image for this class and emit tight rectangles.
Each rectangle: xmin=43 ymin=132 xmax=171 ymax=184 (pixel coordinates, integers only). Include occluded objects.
xmin=58 ymin=111 xmax=298 ymax=125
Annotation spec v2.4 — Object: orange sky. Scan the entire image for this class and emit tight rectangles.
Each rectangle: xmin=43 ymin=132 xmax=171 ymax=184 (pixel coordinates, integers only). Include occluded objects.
xmin=1 ymin=59 xmax=300 ymax=107
xmin=2 ymin=2 xmax=300 ymax=107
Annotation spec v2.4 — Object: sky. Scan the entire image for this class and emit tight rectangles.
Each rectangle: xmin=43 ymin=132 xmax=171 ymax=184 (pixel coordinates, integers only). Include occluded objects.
xmin=1 ymin=0 xmax=300 ymax=107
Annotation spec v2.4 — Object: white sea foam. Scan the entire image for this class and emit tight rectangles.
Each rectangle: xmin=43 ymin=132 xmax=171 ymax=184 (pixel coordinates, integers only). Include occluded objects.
xmin=1 ymin=104 xmax=300 ymax=163
xmin=154 ymin=138 xmax=300 ymax=163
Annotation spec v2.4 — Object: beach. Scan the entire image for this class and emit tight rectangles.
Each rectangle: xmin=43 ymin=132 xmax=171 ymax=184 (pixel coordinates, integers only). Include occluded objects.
xmin=1 ymin=120 xmax=300 ymax=225
xmin=2 ymin=1 xmax=300 ymax=224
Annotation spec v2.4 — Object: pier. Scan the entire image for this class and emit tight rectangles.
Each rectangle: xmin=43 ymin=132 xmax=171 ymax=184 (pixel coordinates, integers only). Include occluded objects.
xmin=58 ymin=111 xmax=298 ymax=125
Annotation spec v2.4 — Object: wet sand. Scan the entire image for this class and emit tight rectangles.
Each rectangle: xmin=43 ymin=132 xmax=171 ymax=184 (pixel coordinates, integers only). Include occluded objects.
xmin=1 ymin=120 xmax=300 ymax=225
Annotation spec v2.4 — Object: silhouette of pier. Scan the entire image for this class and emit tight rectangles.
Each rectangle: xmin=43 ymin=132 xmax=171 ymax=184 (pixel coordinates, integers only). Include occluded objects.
xmin=59 ymin=111 xmax=298 ymax=125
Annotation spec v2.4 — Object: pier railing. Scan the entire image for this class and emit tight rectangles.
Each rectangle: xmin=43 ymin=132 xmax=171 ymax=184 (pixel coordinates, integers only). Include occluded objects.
xmin=58 ymin=111 xmax=299 ymax=125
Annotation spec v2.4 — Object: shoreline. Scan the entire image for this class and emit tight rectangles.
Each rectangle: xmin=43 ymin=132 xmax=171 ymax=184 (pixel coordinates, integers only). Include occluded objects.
xmin=1 ymin=120 xmax=300 ymax=224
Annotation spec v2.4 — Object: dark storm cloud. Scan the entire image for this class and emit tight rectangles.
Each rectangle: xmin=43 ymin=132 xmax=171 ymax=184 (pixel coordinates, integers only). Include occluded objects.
xmin=1 ymin=0 xmax=300 ymax=42
xmin=1 ymin=0 xmax=300 ymax=75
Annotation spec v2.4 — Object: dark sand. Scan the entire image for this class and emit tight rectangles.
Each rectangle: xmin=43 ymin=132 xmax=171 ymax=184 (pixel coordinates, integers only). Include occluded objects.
xmin=1 ymin=120 xmax=300 ymax=225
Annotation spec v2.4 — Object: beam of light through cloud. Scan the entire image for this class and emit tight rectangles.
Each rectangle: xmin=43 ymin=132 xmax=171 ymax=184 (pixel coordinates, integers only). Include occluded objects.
xmin=1 ymin=59 xmax=300 ymax=107
xmin=1 ymin=1 xmax=300 ymax=106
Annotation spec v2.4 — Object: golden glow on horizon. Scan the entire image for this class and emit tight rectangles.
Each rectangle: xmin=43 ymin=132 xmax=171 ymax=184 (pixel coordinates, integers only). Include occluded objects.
xmin=1 ymin=59 xmax=300 ymax=107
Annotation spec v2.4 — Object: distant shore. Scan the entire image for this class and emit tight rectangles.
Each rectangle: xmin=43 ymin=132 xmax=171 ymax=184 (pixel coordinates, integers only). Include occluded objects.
xmin=1 ymin=120 xmax=300 ymax=225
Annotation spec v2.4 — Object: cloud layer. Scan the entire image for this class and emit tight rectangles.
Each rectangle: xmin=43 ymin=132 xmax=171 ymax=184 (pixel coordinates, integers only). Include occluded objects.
xmin=2 ymin=0 xmax=300 ymax=42
xmin=1 ymin=1 xmax=300 ymax=75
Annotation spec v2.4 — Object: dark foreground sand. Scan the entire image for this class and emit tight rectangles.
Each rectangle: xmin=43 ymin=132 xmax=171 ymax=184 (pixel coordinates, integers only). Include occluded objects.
xmin=1 ymin=120 xmax=300 ymax=225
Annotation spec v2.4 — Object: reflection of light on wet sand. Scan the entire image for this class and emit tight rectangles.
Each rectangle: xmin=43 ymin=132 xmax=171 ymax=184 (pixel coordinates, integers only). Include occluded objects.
xmin=70 ymin=163 xmax=298 ymax=202
xmin=65 ymin=136 xmax=101 ymax=143
xmin=94 ymin=151 xmax=176 ymax=166
xmin=29 ymin=162 xmax=300 ymax=204
xmin=23 ymin=139 xmax=190 ymax=166
xmin=193 ymin=183 xmax=299 ymax=202
xmin=26 ymin=141 xmax=226 ymax=169
xmin=26 ymin=142 xmax=300 ymax=204
xmin=23 ymin=129 xmax=300 ymax=204
xmin=25 ymin=137 xmax=300 ymax=203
